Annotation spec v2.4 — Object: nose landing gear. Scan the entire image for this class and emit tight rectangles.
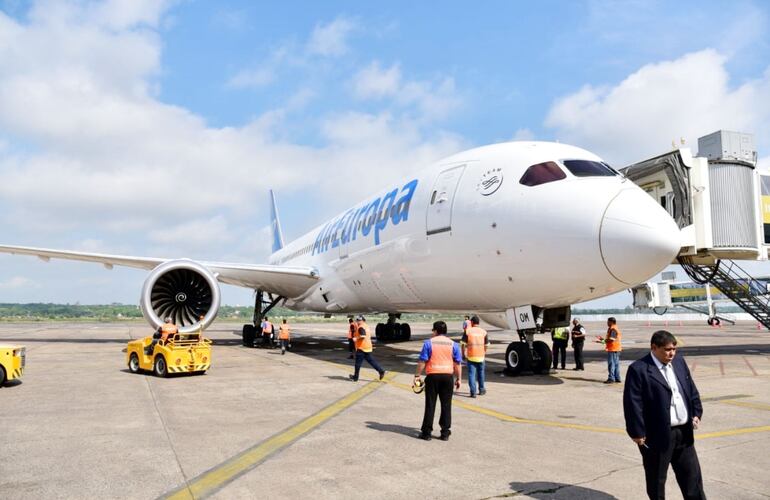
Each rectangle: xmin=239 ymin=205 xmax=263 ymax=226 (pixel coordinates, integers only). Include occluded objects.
xmin=375 ymin=313 xmax=411 ymax=342
xmin=505 ymin=329 xmax=552 ymax=375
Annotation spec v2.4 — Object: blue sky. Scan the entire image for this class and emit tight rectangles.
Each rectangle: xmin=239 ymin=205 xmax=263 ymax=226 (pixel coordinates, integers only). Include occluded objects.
xmin=1 ymin=0 xmax=770 ymax=307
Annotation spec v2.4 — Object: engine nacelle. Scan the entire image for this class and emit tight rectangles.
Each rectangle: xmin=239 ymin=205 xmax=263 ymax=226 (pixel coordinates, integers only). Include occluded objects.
xmin=140 ymin=259 xmax=221 ymax=333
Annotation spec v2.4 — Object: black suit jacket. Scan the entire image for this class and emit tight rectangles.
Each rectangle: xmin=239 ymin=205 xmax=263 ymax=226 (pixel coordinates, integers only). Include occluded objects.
xmin=623 ymin=353 xmax=703 ymax=451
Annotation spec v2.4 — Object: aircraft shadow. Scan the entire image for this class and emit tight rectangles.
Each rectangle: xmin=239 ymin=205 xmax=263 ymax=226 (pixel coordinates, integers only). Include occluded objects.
xmin=507 ymin=481 xmax=618 ymax=499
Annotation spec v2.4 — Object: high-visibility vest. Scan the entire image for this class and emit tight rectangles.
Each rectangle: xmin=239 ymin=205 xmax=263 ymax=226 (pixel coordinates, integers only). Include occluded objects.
xmin=279 ymin=324 xmax=290 ymax=340
xmin=160 ymin=323 xmax=178 ymax=341
xmin=347 ymin=323 xmax=356 ymax=339
xmin=426 ymin=336 xmax=455 ymax=374
xmin=464 ymin=326 xmax=487 ymax=362
xmin=354 ymin=323 xmax=373 ymax=353
xmin=553 ymin=327 xmax=569 ymax=341
xmin=262 ymin=321 xmax=273 ymax=334
xmin=605 ymin=325 xmax=622 ymax=352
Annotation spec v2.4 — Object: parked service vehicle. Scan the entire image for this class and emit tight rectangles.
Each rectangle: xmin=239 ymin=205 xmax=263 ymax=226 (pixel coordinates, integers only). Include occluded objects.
xmin=0 ymin=344 xmax=26 ymax=386
xmin=126 ymin=333 xmax=211 ymax=377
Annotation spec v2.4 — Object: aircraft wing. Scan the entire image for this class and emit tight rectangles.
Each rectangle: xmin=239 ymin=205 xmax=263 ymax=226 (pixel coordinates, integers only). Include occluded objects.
xmin=0 ymin=244 xmax=319 ymax=298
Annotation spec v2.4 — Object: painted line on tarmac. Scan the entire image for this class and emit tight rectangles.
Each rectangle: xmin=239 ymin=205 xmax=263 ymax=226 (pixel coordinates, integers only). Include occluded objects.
xmin=159 ymin=373 xmax=396 ymax=500
xmin=719 ymin=400 xmax=770 ymax=412
xmin=701 ymin=394 xmax=752 ymax=402
xmin=384 ymin=378 xmax=770 ymax=439
xmin=742 ymin=356 xmax=759 ymax=376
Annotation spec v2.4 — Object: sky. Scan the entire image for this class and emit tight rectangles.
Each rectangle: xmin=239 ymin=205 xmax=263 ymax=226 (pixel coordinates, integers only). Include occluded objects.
xmin=1 ymin=0 xmax=770 ymax=308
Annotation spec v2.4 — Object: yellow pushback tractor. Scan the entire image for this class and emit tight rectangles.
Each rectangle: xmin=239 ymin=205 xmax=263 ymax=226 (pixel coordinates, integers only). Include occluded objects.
xmin=0 ymin=344 xmax=25 ymax=386
xmin=126 ymin=333 xmax=211 ymax=377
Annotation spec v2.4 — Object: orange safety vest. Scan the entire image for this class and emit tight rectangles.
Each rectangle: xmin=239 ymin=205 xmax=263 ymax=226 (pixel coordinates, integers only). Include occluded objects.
xmin=279 ymin=324 xmax=290 ymax=340
xmin=262 ymin=321 xmax=273 ymax=334
xmin=426 ymin=335 xmax=455 ymax=374
xmin=354 ymin=323 xmax=373 ymax=352
xmin=605 ymin=325 xmax=622 ymax=352
xmin=160 ymin=323 xmax=178 ymax=341
xmin=464 ymin=326 xmax=487 ymax=362
xmin=347 ymin=323 xmax=356 ymax=340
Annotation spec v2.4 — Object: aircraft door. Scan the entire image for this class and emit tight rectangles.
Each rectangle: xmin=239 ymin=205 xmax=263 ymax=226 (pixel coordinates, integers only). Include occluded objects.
xmin=426 ymin=164 xmax=466 ymax=235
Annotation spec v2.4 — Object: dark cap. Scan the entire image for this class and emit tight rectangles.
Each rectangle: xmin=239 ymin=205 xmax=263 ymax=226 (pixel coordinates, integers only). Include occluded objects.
xmin=470 ymin=315 xmax=480 ymax=325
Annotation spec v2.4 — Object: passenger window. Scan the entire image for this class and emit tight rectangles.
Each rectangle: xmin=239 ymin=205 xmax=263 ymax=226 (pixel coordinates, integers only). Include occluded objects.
xmin=562 ymin=159 xmax=617 ymax=177
xmin=519 ymin=161 xmax=566 ymax=186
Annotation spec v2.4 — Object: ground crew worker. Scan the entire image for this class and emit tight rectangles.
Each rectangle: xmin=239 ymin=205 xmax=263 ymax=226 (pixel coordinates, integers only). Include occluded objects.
xmin=604 ymin=317 xmax=622 ymax=383
xmin=146 ymin=316 xmax=177 ymax=355
xmin=551 ymin=325 xmax=569 ymax=370
xmin=461 ymin=315 xmax=488 ymax=397
xmin=262 ymin=316 xmax=273 ymax=349
xmin=571 ymin=317 xmax=586 ymax=370
xmin=278 ymin=319 xmax=290 ymax=355
xmin=349 ymin=315 xmax=386 ymax=382
xmin=415 ymin=321 xmax=462 ymax=441
xmin=347 ymin=318 xmax=356 ymax=359
xmin=462 ymin=315 xmax=470 ymax=334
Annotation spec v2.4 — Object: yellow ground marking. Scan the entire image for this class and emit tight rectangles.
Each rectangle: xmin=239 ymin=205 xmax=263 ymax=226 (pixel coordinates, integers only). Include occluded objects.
xmin=384 ymin=377 xmax=770 ymax=440
xmin=719 ymin=400 xmax=770 ymax=412
xmin=160 ymin=373 xmax=395 ymax=500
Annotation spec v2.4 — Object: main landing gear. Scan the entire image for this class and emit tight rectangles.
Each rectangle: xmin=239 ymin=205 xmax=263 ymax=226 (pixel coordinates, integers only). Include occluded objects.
xmin=242 ymin=290 xmax=285 ymax=347
xmin=375 ymin=313 xmax=411 ymax=342
xmin=505 ymin=329 xmax=552 ymax=375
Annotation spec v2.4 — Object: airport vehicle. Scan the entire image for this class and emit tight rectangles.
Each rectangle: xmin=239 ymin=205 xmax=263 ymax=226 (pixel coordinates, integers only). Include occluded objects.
xmin=126 ymin=333 xmax=211 ymax=377
xmin=1 ymin=141 xmax=682 ymax=375
xmin=0 ymin=344 xmax=25 ymax=386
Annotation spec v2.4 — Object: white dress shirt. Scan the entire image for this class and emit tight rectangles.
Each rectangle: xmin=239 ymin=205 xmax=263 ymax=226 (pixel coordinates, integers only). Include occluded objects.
xmin=652 ymin=354 xmax=689 ymax=426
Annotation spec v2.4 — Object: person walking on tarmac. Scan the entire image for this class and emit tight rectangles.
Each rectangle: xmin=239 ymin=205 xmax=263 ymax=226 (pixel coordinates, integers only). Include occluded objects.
xmin=571 ymin=318 xmax=586 ymax=371
xmin=604 ymin=317 xmax=622 ymax=383
xmin=262 ymin=316 xmax=273 ymax=349
xmin=461 ymin=315 xmax=470 ymax=334
xmin=278 ymin=319 xmax=291 ymax=355
xmin=415 ymin=321 xmax=462 ymax=441
xmin=461 ymin=315 xmax=488 ymax=397
xmin=349 ymin=315 xmax=386 ymax=382
xmin=347 ymin=318 xmax=356 ymax=359
xmin=146 ymin=316 xmax=177 ymax=355
xmin=551 ymin=325 xmax=569 ymax=370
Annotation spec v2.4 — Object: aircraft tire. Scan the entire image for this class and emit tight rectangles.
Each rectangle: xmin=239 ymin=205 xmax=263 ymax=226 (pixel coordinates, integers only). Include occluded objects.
xmin=154 ymin=355 xmax=168 ymax=378
xmin=505 ymin=342 xmax=531 ymax=375
xmin=128 ymin=353 xmax=140 ymax=373
xmin=375 ymin=323 xmax=385 ymax=341
xmin=401 ymin=323 xmax=411 ymax=341
xmin=242 ymin=324 xmax=256 ymax=347
xmin=530 ymin=341 xmax=552 ymax=374
xmin=0 ymin=365 xmax=6 ymax=386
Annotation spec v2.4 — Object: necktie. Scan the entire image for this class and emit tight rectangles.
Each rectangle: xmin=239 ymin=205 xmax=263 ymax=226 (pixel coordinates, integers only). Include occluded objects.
xmin=665 ymin=364 xmax=686 ymax=422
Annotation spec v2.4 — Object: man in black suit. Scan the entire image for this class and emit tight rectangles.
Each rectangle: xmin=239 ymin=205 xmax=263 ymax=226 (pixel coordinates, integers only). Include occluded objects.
xmin=623 ymin=330 xmax=706 ymax=500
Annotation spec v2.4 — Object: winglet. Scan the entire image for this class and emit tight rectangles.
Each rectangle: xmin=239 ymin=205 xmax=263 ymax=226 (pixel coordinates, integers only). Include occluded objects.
xmin=270 ymin=189 xmax=285 ymax=253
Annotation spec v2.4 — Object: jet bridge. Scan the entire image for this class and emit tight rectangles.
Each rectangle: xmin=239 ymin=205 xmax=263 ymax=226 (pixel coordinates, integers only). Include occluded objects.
xmin=627 ymin=131 xmax=770 ymax=327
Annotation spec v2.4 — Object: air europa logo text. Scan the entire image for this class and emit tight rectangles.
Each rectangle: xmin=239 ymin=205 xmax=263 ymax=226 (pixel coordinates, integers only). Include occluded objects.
xmin=313 ymin=179 xmax=418 ymax=255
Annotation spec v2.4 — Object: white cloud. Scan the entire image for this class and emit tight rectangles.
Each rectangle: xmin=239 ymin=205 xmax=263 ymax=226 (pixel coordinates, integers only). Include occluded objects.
xmin=545 ymin=49 xmax=770 ymax=166
xmin=511 ymin=128 xmax=535 ymax=141
xmin=226 ymin=67 xmax=274 ymax=89
xmin=0 ymin=276 xmax=38 ymax=289
xmin=352 ymin=61 xmax=461 ymax=122
xmin=306 ymin=17 xmax=356 ymax=57
xmin=0 ymin=2 xmax=465 ymax=270
xmin=352 ymin=61 xmax=402 ymax=99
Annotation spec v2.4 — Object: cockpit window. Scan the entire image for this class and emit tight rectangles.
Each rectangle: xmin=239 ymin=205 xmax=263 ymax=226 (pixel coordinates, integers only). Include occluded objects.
xmin=519 ymin=161 xmax=566 ymax=186
xmin=562 ymin=159 xmax=618 ymax=177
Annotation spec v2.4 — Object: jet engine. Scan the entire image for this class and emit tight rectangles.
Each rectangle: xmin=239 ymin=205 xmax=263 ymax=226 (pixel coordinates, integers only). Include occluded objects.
xmin=140 ymin=259 xmax=221 ymax=333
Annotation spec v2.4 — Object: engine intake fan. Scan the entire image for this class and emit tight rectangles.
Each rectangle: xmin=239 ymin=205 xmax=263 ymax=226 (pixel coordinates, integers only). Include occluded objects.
xmin=140 ymin=259 xmax=221 ymax=333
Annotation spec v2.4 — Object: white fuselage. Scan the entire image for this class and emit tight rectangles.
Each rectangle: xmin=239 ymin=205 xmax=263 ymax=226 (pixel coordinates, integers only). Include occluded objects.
xmin=268 ymin=142 xmax=680 ymax=320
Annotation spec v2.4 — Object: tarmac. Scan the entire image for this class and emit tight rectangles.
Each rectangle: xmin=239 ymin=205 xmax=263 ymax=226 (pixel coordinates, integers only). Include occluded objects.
xmin=0 ymin=319 xmax=769 ymax=499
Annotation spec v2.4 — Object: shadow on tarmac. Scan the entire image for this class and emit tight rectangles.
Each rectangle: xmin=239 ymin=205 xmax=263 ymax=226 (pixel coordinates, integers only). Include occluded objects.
xmin=0 ymin=379 xmax=23 ymax=389
xmin=365 ymin=421 xmax=419 ymax=438
xmin=507 ymin=481 xmax=618 ymax=499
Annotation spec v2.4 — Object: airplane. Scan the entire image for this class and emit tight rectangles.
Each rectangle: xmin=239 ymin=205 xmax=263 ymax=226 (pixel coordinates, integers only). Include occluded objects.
xmin=0 ymin=141 xmax=681 ymax=374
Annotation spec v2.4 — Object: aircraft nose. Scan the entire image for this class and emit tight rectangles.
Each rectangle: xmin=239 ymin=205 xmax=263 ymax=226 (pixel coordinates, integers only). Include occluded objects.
xmin=600 ymin=188 xmax=681 ymax=285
